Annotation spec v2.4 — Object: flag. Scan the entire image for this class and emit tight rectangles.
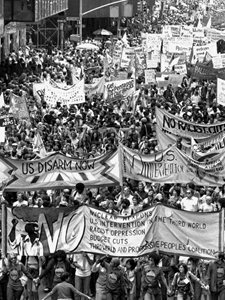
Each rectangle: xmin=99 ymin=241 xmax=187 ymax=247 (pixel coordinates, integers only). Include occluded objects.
xmin=202 ymin=52 xmax=213 ymax=67
xmin=0 ymin=92 xmax=5 ymax=109
xmin=197 ymin=18 xmax=202 ymax=28
xmin=33 ymin=133 xmax=48 ymax=158
xmin=169 ymin=56 xmax=180 ymax=68
xmin=122 ymin=32 xmax=129 ymax=47
xmin=206 ymin=16 xmax=211 ymax=28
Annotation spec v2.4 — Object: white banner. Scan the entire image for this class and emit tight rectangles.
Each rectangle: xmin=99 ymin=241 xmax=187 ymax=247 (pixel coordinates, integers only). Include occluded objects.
xmin=217 ymin=77 xmax=225 ymax=106
xmin=44 ymin=79 xmax=85 ymax=106
xmin=193 ymin=43 xmax=217 ymax=63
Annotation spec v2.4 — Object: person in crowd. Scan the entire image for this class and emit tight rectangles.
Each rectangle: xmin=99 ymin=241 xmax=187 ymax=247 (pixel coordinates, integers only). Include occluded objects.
xmin=205 ymin=252 xmax=225 ymax=300
xmin=35 ymin=250 xmax=71 ymax=300
xmin=140 ymin=254 xmax=168 ymax=300
xmin=100 ymin=257 xmax=125 ymax=300
xmin=6 ymin=252 xmax=34 ymax=300
xmin=91 ymin=255 xmax=107 ymax=300
xmin=42 ymin=272 xmax=92 ymax=300
xmin=180 ymin=189 xmax=199 ymax=212
xmin=169 ymin=262 xmax=205 ymax=300
xmin=72 ymin=252 xmax=94 ymax=300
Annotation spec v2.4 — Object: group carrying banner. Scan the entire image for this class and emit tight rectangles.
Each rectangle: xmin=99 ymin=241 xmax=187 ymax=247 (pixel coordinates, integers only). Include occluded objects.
xmin=44 ymin=79 xmax=85 ymax=106
xmin=2 ymin=151 xmax=119 ymax=191
xmin=6 ymin=204 xmax=224 ymax=259
xmin=156 ymin=107 xmax=225 ymax=139
xmin=119 ymin=142 xmax=225 ymax=186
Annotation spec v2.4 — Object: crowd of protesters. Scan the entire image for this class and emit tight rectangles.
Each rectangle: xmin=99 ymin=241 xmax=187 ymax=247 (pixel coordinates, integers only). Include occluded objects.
xmin=1 ymin=0 xmax=225 ymax=300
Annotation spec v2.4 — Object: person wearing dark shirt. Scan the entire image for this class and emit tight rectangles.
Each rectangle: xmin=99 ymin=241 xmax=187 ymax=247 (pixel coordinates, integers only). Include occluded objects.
xmin=42 ymin=272 xmax=91 ymax=300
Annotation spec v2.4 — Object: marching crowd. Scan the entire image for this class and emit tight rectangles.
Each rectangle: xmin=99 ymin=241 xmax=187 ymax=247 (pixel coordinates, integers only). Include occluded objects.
xmin=1 ymin=0 xmax=225 ymax=300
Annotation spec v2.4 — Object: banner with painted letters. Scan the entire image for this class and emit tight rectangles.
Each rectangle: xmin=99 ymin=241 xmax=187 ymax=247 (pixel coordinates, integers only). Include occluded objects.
xmin=104 ymin=79 xmax=135 ymax=102
xmin=156 ymin=107 xmax=225 ymax=139
xmin=44 ymin=79 xmax=85 ymax=106
xmin=3 ymin=151 xmax=119 ymax=192
xmin=120 ymin=142 xmax=225 ymax=186
xmin=6 ymin=204 xmax=223 ymax=258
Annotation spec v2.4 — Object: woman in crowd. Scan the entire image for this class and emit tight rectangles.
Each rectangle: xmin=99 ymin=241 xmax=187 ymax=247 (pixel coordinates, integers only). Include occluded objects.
xmin=36 ymin=250 xmax=71 ymax=300
xmin=140 ymin=254 xmax=168 ymax=300
xmin=169 ymin=262 xmax=205 ymax=300
xmin=6 ymin=252 xmax=34 ymax=300
xmin=92 ymin=255 xmax=107 ymax=300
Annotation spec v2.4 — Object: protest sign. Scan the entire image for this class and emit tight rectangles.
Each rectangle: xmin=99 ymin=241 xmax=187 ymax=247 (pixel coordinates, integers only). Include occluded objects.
xmin=3 ymin=151 xmax=119 ymax=192
xmin=146 ymin=34 xmax=162 ymax=51
xmin=145 ymin=69 xmax=156 ymax=84
xmin=217 ymin=77 xmax=225 ymax=106
xmin=146 ymin=50 xmax=160 ymax=69
xmin=45 ymin=79 xmax=85 ymax=106
xmin=120 ymin=48 xmax=135 ymax=69
xmin=104 ymin=79 xmax=135 ymax=102
xmin=6 ymin=204 xmax=223 ymax=259
xmin=112 ymin=46 xmax=123 ymax=67
xmin=33 ymin=82 xmax=46 ymax=102
xmin=168 ymin=74 xmax=183 ymax=88
xmin=156 ymin=107 xmax=225 ymax=138
xmin=0 ymin=114 xmax=15 ymax=127
xmin=85 ymin=76 xmax=105 ymax=97
xmin=10 ymin=93 xmax=30 ymax=122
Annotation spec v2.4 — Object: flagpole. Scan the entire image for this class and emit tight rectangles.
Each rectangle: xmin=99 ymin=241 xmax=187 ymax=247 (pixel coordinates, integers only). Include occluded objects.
xmin=118 ymin=142 xmax=124 ymax=198
xmin=79 ymin=0 xmax=83 ymax=43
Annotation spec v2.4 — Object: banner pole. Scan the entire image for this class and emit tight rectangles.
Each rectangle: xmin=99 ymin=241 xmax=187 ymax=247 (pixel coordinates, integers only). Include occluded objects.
xmin=118 ymin=142 xmax=124 ymax=197
xmin=1 ymin=190 xmax=7 ymax=258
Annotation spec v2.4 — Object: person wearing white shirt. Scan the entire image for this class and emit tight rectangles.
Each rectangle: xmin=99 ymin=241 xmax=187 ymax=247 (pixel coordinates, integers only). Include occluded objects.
xmin=13 ymin=192 xmax=28 ymax=207
xmin=180 ymin=189 xmax=199 ymax=212
xmin=72 ymin=252 xmax=94 ymax=300
xmin=199 ymin=196 xmax=215 ymax=212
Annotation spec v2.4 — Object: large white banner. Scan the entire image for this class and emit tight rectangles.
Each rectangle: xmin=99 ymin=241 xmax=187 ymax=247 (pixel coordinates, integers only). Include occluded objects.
xmin=44 ymin=79 xmax=85 ymax=106
xmin=6 ymin=205 xmax=224 ymax=259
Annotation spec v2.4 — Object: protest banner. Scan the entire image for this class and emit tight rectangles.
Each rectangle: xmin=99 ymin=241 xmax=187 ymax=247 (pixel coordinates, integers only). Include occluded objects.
xmin=174 ymin=64 xmax=187 ymax=74
xmin=168 ymin=74 xmax=183 ymax=88
xmin=191 ymin=62 xmax=225 ymax=80
xmin=104 ymin=79 xmax=135 ymax=102
xmin=120 ymin=142 xmax=225 ymax=186
xmin=155 ymin=107 xmax=225 ymax=139
xmin=192 ymin=43 xmax=217 ymax=63
xmin=145 ymin=69 xmax=156 ymax=84
xmin=44 ymin=79 xmax=85 ymax=106
xmin=6 ymin=204 xmax=224 ymax=259
xmin=85 ymin=76 xmax=105 ymax=97
xmin=10 ymin=93 xmax=30 ymax=122
xmin=206 ymin=28 xmax=225 ymax=43
xmin=217 ymin=77 xmax=225 ymax=106
xmin=3 ymin=151 xmax=119 ymax=192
